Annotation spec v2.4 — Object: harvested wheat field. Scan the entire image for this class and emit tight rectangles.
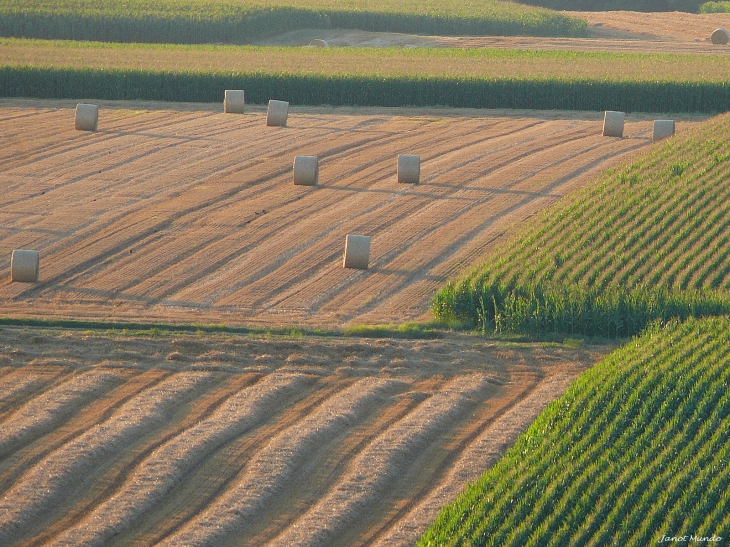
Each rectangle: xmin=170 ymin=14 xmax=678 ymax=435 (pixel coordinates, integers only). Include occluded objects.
xmin=0 ymin=99 xmax=702 ymax=329
xmin=0 ymin=326 xmax=609 ymax=547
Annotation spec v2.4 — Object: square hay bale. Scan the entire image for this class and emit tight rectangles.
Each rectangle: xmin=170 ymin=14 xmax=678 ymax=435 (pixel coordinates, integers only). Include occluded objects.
xmin=224 ymin=90 xmax=245 ymax=114
xmin=397 ymin=154 xmax=420 ymax=184
xmin=11 ymin=250 xmax=39 ymax=282
xmin=653 ymin=120 xmax=675 ymax=142
xmin=343 ymin=235 xmax=371 ymax=270
xmin=711 ymin=28 xmax=729 ymax=45
xmin=267 ymin=100 xmax=289 ymax=127
xmin=602 ymin=111 xmax=625 ymax=138
xmin=293 ymin=155 xmax=318 ymax=186
xmin=75 ymin=103 xmax=99 ymax=132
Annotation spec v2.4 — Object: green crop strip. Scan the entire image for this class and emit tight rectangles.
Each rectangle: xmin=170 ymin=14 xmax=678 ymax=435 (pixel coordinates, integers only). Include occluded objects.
xmin=433 ymin=112 xmax=730 ymax=337
xmin=418 ymin=316 xmax=730 ymax=546
xmin=0 ymin=0 xmax=587 ymax=43
xmin=2 ymin=66 xmax=730 ymax=113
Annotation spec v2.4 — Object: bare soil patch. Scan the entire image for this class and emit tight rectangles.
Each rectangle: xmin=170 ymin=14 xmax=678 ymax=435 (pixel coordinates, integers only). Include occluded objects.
xmin=256 ymin=11 xmax=730 ymax=54
xmin=0 ymin=100 xmax=702 ymax=329
xmin=0 ymin=326 xmax=611 ymax=547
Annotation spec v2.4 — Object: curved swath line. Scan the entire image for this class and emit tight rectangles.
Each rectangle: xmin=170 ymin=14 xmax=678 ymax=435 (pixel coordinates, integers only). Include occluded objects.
xmin=0 ymin=371 xmax=211 ymax=545
xmin=374 ymin=372 xmax=580 ymax=547
xmin=265 ymin=128 xmax=644 ymax=315
xmin=0 ymin=371 xmax=47 ymax=405
xmin=152 ymin=377 xmax=401 ymax=547
xmin=45 ymin=372 xmax=307 ymax=547
xmin=0 ymin=370 xmax=121 ymax=459
xmin=0 ymin=110 xmax=213 ymax=183
xmin=177 ymin=121 xmax=573 ymax=308
xmin=263 ymin=374 xmax=490 ymax=547
xmin=96 ymin=117 xmax=495 ymax=304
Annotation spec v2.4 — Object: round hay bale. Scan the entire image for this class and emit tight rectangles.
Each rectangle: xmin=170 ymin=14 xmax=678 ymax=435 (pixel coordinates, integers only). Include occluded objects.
xmin=602 ymin=111 xmax=625 ymax=138
xmin=293 ymin=155 xmax=318 ymax=186
xmin=75 ymin=103 xmax=98 ymax=132
xmin=711 ymin=28 xmax=729 ymax=45
xmin=653 ymin=119 xmax=675 ymax=142
xmin=343 ymin=235 xmax=371 ymax=270
xmin=11 ymin=250 xmax=39 ymax=282
xmin=397 ymin=154 xmax=420 ymax=184
xmin=224 ymin=90 xmax=245 ymax=114
xmin=267 ymin=100 xmax=289 ymax=127
xmin=308 ymin=39 xmax=329 ymax=47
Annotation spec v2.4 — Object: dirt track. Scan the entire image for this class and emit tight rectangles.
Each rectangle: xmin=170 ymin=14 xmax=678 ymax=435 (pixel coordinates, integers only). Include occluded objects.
xmin=0 ymin=327 xmax=608 ymax=547
xmin=1 ymin=100 xmax=701 ymax=329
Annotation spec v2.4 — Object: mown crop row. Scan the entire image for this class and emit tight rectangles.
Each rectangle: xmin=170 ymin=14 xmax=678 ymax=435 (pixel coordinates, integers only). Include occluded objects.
xmin=418 ymin=316 xmax=730 ymax=546
xmin=0 ymin=0 xmax=587 ymax=43
xmin=3 ymin=66 xmax=730 ymax=113
xmin=433 ymin=111 xmax=730 ymax=336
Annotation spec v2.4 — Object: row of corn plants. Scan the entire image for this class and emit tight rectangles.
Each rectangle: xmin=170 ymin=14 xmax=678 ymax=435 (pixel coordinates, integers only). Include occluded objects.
xmin=418 ymin=316 xmax=730 ymax=546
xmin=434 ymin=112 xmax=730 ymax=336
xmin=2 ymin=66 xmax=730 ymax=113
xmin=0 ymin=0 xmax=587 ymax=43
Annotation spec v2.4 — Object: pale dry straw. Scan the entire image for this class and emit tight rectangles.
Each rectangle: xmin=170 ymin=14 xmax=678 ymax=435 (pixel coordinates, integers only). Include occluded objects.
xmin=155 ymin=377 xmax=399 ymax=547
xmin=397 ymin=154 xmax=420 ymax=184
xmin=10 ymin=250 xmax=39 ymax=282
xmin=0 ymin=370 xmax=120 ymax=457
xmin=224 ymin=90 xmax=245 ymax=114
xmin=711 ymin=28 xmax=729 ymax=45
xmin=267 ymin=373 xmax=490 ymax=547
xmin=267 ymin=100 xmax=289 ymax=127
xmin=653 ymin=120 xmax=675 ymax=142
xmin=0 ymin=372 xmax=211 ymax=544
xmin=343 ymin=234 xmax=371 ymax=270
xmin=602 ymin=110 xmax=625 ymax=138
xmin=293 ymin=155 xmax=319 ymax=186
xmin=75 ymin=103 xmax=99 ymax=132
xmin=48 ymin=373 xmax=307 ymax=547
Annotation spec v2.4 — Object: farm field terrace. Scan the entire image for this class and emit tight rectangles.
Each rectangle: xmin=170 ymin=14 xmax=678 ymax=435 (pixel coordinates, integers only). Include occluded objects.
xmin=2 ymin=38 xmax=730 ymax=80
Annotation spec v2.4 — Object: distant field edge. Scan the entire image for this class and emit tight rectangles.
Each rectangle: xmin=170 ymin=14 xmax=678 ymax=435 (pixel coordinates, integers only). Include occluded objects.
xmin=0 ymin=8 xmax=587 ymax=44
xmin=2 ymin=66 xmax=729 ymax=113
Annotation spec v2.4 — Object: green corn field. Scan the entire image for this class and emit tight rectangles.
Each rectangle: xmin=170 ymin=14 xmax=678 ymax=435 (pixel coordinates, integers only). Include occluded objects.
xmin=418 ymin=316 xmax=730 ymax=546
xmin=434 ymin=112 xmax=730 ymax=336
xmin=0 ymin=0 xmax=587 ymax=43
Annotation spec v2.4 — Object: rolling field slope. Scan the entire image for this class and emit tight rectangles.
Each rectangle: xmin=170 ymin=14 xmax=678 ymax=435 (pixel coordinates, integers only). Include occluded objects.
xmin=0 ymin=327 xmax=605 ymax=547
xmin=0 ymin=100 xmax=696 ymax=328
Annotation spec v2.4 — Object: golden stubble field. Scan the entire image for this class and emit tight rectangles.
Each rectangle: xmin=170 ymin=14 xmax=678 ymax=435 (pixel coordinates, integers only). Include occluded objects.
xmin=0 ymin=100 xmax=699 ymax=329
